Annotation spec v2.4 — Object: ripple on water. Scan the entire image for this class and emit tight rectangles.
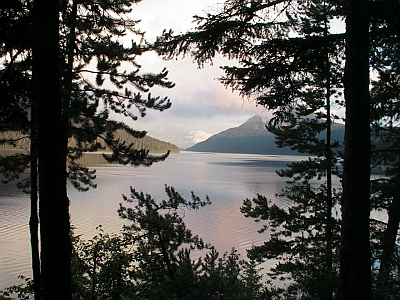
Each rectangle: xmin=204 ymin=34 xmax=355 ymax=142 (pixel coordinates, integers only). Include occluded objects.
xmin=0 ymin=153 xmax=313 ymax=289
xmin=0 ymin=192 xmax=31 ymax=289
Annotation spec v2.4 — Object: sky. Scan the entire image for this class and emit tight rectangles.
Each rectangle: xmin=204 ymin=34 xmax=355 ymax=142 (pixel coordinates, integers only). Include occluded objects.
xmin=115 ymin=0 xmax=345 ymax=149
xmin=121 ymin=0 xmax=268 ymax=149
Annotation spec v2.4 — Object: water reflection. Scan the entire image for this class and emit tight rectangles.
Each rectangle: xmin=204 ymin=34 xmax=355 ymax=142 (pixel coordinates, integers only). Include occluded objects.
xmin=0 ymin=151 xmax=297 ymax=289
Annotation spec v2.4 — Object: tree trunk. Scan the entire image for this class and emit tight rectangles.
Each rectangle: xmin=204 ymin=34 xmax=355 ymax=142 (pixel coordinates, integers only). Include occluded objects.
xmin=379 ymin=165 xmax=400 ymax=281
xmin=32 ymin=0 xmax=72 ymax=298
xmin=380 ymin=197 xmax=400 ymax=274
xmin=339 ymin=0 xmax=371 ymax=299
xmin=29 ymin=99 xmax=41 ymax=300
xmin=325 ymin=42 xmax=334 ymax=300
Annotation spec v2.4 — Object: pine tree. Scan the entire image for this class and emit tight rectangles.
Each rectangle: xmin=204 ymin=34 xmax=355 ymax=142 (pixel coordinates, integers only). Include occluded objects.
xmin=369 ymin=1 xmax=400 ymax=297
xmin=60 ymin=0 xmax=175 ymax=191
xmin=155 ymin=0 xmax=398 ymax=297
xmin=0 ymin=4 xmax=41 ymax=296
xmin=1 ymin=0 xmax=176 ymax=298
xmin=1 ymin=0 xmax=176 ymax=186
xmin=0 ymin=0 xmax=31 ymax=182
xmin=71 ymin=186 xmax=267 ymax=300
xmin=157 ymin=0 xmax=345 ymax=297
xmin=32 ymin=0 xmax=70 ymax=297
xmin=238 ymin=2 xmax=344 ymax=298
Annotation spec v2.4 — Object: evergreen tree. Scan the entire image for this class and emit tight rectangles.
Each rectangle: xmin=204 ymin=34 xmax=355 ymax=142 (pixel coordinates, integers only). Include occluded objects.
xmin=155 ymin=0 xmax=398 ymax=297
xmin=117 ymin=185 xmax=211 ymax=299
xmin=1 ymin=0 xmax=175 ymax=298
xmin=2 ymin=187 xmax=269 ymax=300
xmin=0 ymin=0 xmax=31 ymax=182
xmin=0 ymin=3 xmax=41 ymax=296
xmin=369 ymin=1 xmax=400 ymax=298
xmin=237 ymin=2 xmax=344 ymax=298
xmin=1 ymin=0 xmax=176 ymax=187
xmin=339 ymin=0 xmax=372 ymax=296
xmin=59 ymin=0 xmax=174 ymax=191
xmin=32 ymin=0 xmax=70 ymax=298
xmin=69 ymin=186 xmax=268 ymax=300
xmin=157 ymin=0 xmax=345 ymax=297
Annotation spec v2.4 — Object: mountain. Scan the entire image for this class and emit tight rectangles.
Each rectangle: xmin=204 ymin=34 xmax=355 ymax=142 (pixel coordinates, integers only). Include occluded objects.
xmin=110 ymin=130 xmax=180 ymax=153
xmin=0 ymin=130 xmax=180 ymax=153
xmin=186 ymin=115 xmax=345 ymax=155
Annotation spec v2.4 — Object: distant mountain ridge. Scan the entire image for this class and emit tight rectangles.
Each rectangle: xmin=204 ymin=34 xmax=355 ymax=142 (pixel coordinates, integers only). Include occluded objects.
xmin=186 ymin=115 xmax=344 ymax=155
xmin=210 ymin=115 xmax=271 ymax=138
xmin=0 ymin=130 xmax=180 ymax=153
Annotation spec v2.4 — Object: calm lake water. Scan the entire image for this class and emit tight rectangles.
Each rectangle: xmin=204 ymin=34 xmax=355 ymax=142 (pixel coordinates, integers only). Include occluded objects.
xmin=0 ymin=151 xmax=306 ymax=289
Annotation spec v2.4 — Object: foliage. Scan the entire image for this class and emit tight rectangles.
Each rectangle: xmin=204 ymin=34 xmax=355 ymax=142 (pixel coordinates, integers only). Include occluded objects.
xmin=0 ymin=276 xmax=34 ymax=300
xmin=0 ymin=129 xmax=179 ymax=153
xmin=155 ymin=0 xmax=400 ymax=297
xmin=1 ymin=1 xmax=176 ymax=298
xmin=2 ymin=0 xmax=399 ymax=298
xmin=156 ymin=0 xmax=346 ymax=298
xmin=0 ymin=0 xmax=32 ymax=188
xmin=369 ymin=1 xmax=400 ymax=297
xmin=1 ymin=186 xmax=272 ymax=300
xmin=0 ymin=0 xmax=176 ymax=191
xmin=0 ymin=0 xmax=32 ymax=133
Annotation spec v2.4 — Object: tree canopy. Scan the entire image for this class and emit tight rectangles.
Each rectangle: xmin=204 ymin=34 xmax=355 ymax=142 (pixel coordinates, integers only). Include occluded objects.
xmin=0 ymin=0 xmax=177 ymax=298
xmin=155 ymin=0 xmax=400 ymax=298
xmin=1 ymin=0 xmax=399 ymax=298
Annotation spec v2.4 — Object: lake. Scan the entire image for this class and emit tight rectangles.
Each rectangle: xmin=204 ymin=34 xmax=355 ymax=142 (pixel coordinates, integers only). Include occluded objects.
xmin=0 ymin=151 xmax=305 ymax=290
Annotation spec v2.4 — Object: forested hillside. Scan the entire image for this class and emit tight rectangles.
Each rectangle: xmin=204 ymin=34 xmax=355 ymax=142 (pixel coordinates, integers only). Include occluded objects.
xmin=0 ymin=130 xmax=179 ymax=153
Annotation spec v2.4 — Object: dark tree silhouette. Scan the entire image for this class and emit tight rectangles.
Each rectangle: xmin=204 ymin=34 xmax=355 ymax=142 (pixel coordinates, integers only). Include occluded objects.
xmin=1 ymin=0 xmax=175 ymax=298
xmin=339 ymin=0 xmax=371 ymax=298
xmin=32 ymin=0 xmax=71 ymax=298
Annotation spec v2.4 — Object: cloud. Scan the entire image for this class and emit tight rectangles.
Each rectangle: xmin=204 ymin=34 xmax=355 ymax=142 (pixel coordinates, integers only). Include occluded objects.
xmin=187 ymin=130 xmax=213 ymax=144
xmin=111 ymin=1 xmax=276 ymax=148
xmin=131 ymin=0 xmax=221 ymax=42
xmin=136 ymin=54 xmax=262 ymax=117
xmin=74 ymin=0 xmax=275 ymax=149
